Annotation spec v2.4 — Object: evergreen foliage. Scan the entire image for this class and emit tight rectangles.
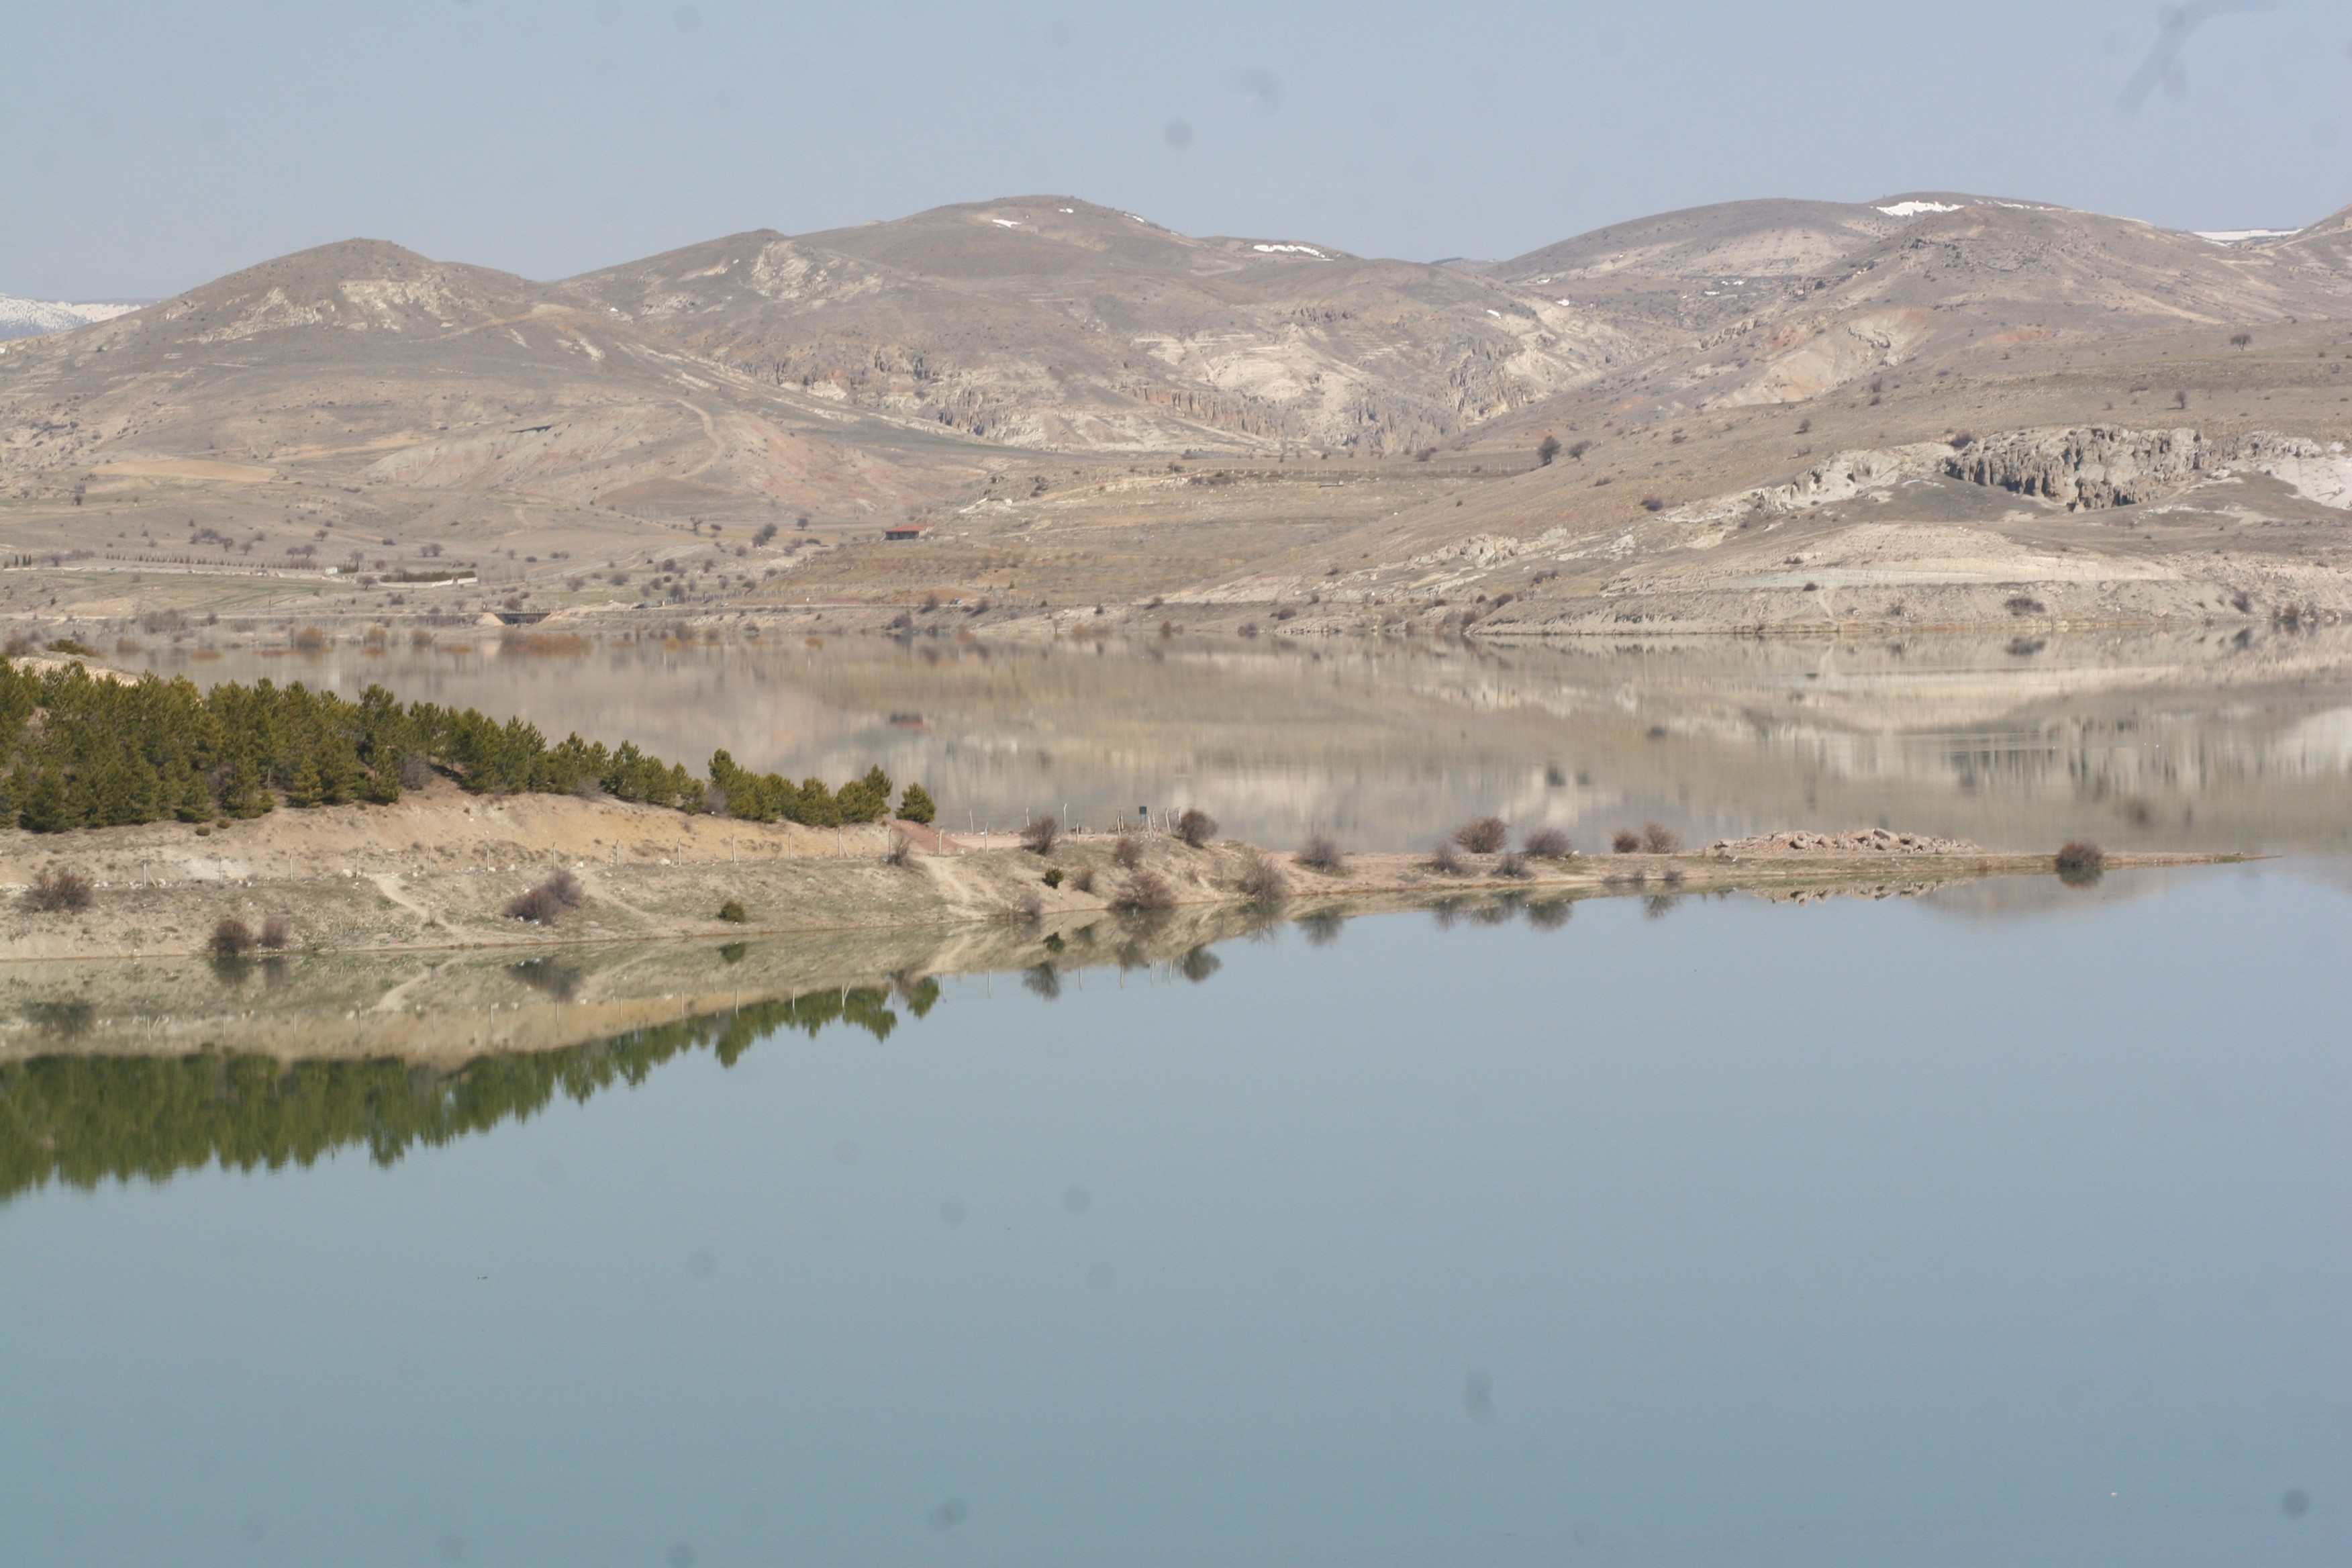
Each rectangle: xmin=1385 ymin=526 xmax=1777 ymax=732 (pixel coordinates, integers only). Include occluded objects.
xmin=0 ymin=660 xmax=932 ymax=836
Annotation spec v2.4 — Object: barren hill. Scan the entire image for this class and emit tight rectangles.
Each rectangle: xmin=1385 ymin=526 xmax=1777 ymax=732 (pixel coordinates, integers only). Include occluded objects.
xmin=0 ymin=191 xmax=2347 ymax=636
xmin=0 ymin=237 xmax=999 ymax=578
xmin=561 ymin=196 xmax=1645 ymax=455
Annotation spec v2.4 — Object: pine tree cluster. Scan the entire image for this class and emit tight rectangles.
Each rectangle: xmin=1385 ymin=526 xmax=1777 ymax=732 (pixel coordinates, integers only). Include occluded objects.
xmin=0 ymin=661 xmax=932 ymax=834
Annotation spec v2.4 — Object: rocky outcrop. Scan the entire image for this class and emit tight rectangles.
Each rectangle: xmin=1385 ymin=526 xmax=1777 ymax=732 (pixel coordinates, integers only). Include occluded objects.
xmin=1941 ymin=426 xmax=2211 ymax=510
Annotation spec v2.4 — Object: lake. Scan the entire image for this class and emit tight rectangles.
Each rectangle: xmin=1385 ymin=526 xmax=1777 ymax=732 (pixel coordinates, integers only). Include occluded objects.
xmin=4 ymin=863 xmax=2346 ymax=1565
xmin=119 ymin=624 xmax=2352 ymax=855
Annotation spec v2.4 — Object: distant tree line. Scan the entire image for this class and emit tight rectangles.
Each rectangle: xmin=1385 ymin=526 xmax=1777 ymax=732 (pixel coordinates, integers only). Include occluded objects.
xmin=0 ymin=660 xmax=932 ymax=833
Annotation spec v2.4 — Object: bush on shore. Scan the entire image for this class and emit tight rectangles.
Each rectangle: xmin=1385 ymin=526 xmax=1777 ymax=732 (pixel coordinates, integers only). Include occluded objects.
xmin=1296 ymin=834 xmax=1347 ymax=874
xmin=1175 ymin=807 xmax=1218 ymax=848
xmin=505 ymin=869 xmax=585 ymax=925
xmin=1521 ymin=826 xmax=1573 ymax=860
xmin=1236 ymin=853 xmax=1287 ymax=904
xmin=23 ymin=865 xmax=93 ymax=913
xmin=1111 ymin=871 xmax=1176 ymax=914
xmin=2055 ymin=841 xmax=2106 ymax=885
xmin=1453 ymin=816 xmax=1508 ymax=854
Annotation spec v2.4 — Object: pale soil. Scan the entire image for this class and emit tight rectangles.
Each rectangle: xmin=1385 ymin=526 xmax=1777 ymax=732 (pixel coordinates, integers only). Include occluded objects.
xmin=0 ymin=783 xmax=2238 ymax=967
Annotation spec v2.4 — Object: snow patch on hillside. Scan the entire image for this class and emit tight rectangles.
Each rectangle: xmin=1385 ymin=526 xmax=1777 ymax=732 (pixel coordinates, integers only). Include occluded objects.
xmin=0 ymin=293 xmax=141 ymax=340
xmin=1877 ymin=201 xmax=1963 ymax=218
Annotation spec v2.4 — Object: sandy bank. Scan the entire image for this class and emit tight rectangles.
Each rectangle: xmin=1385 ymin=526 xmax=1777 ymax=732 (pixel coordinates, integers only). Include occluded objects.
xmin=0 ymin=783 xmax=2240 ymax=965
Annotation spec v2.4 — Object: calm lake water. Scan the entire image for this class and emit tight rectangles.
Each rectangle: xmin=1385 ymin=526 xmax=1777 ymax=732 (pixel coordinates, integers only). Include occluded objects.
xmin=5 ymin=865 xmax=2347 ymax=1565
xmin=123 ymin=625 xmax=2352 ymax=854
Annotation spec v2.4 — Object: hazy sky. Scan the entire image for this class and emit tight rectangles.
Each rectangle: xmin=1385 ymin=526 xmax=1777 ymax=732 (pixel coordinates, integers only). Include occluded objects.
xmin=7 ymin=0 xmax=2348 ymax=299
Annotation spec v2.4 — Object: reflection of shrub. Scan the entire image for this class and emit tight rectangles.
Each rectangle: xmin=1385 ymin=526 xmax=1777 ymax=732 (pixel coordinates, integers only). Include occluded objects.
xmin=1525 ymin=896 xmax=1573 ymax=930
xmin=1453 ymin=816 xmax=1508 ymax=854
xmin=1522 ymin=826 xmax=1573 ymax=860
xmin=2055 ymin=841 xmax=2106 ymax=885
xmin=717 ymin=898 xmax=748 ymax=924
xmin=508 ymin=957 xmax=583 ymax=1001
xmin=210 ymin=917 xmax=255 ymax=959
xmin=1297 ymin=910 xmax=1344 ymax=946
xmin=1112 ymin=871 xmax=1175 ymax=914
xmin=1175 ymin=807 xmax=1218 ymax=848
xmin=1178 ymin=946 xmax=1221 ymax=983
xmin=23 ymin=867 xmax=93 ymax=914
xmin=506 ymin=870 xmax=585 ymax=924
xmin=1297 ymin=834 xmax=1347 ymax=874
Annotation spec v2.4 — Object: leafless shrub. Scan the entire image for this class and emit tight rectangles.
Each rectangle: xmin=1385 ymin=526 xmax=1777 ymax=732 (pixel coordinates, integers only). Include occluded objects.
xmin=1495 ymin=850 xmax=1531 ymax=879
xmin=290 ymin=625 xmax=330 ymax=652
xmin=1071 ymin=866 xmax=1097 ymax=894
xmin=1236 ymin=852 xmax=1287 ymax=904
xmin=885 ymin=832 xmax=915 ymax=867
xmin=1427 ymin=842 xmax=1465 ymax=876
xmin=1521 ymin=826 xmax=1573 ymax=860
xmin=23 ymin=867 xmax=93 ymax=914
xmin=1297 ymin=834 xmax=1348 ymax=874
xmin=1174 ymin=807 xmax=1218 ymax=848
xmin=1453 ymin=816 xmax=1508 ymax=854
xmin=2055 ymin=841 xmax=2106 ymax=885
xmin=505 ymin=869 xmax=585 ymax=924
xmin=1113 ymin=835 xmax=1143 ymax=869
xmin=210 ymin=917 xmax=256 ymax=959
xmin=1612 ymin=830 xmax=1641 ymax=854
xmin=1641 ymin=822 xmax=1680 ymax=854
xmin=1111 ymin=871 xmax=1176 ymax=914
xmin=1020 ymin=815 xmax=1059 ymax=854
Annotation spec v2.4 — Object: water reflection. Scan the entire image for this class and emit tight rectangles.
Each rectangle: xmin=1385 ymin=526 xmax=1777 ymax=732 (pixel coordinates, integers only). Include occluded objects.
xmin=124 ymin=626 xmax=2352 ymax=854
xmin=1 ymin=985 xmax=909 ymax=1206
xmin=3 ymin=873 xmax=2343 ymax=1565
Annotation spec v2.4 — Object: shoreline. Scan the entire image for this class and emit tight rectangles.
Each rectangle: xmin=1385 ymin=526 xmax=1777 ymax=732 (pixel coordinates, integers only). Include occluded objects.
xmin=0 ymin=783 xmax=2246 ymax=966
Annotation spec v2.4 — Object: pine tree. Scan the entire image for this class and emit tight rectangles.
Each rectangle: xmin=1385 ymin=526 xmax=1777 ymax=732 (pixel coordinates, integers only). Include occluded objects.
xmin=898 ymin=782 xmax=936 ymax=824
xmin=285 ymin=755 xmax=324 ymax=809
xmin=224 ymin=755 xmax=274 ymax=818
xmin=174 ymin=767 xmax=214 ymax=822
xmin=17 ymin=768 xmax=79 ymax=833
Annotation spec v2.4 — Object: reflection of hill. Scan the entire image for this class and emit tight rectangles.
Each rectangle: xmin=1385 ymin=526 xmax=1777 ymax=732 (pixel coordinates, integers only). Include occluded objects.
xmin=132 ymin=625 xmax=2352 ymax=855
